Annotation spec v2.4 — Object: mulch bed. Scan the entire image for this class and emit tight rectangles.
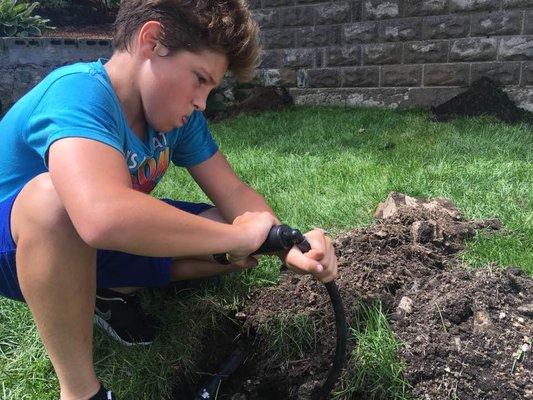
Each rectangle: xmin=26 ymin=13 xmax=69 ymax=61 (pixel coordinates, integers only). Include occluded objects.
xmin=41 ymin=24 xmax=113 ymax=39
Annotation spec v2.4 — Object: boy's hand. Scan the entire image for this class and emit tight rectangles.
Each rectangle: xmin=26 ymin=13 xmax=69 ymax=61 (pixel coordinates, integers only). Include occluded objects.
xmin=284 ymin=228 xmax=338 ymax=283
xmin=227 ymin=211 xmax=278 ymax=268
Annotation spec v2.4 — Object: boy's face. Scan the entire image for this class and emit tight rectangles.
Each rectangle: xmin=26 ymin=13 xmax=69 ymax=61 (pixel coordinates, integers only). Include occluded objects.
xmin=138 ymin=48 xmax=228 ymax=133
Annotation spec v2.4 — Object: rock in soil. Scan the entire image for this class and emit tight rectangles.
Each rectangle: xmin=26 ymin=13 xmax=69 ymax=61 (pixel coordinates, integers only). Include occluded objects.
xmin=219 ymin=192 xmax=531 ymax=400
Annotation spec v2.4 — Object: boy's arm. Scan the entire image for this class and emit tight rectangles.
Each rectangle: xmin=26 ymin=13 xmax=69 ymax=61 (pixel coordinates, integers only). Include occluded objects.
xmin=188 ymin=150 xmax=337 ymax=283
xmin=48 ymin=138 xmax=276 ymax=261
xmin=187 ymin=150 xmax=281 ymax=224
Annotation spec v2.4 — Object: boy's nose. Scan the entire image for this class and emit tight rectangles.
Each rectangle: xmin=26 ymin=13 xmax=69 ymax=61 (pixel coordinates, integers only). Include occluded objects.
xmin=193 ymin=96 xmax=207 ymax=112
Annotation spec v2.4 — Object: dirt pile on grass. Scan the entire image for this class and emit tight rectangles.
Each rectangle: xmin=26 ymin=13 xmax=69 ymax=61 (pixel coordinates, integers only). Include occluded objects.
xmin=226 ymin=192 xmax=532 ymax=399
xmin=206 ymin=86 xmax=294 ymax=122
xmin=430 ymin=77 xmax=533 ymax=126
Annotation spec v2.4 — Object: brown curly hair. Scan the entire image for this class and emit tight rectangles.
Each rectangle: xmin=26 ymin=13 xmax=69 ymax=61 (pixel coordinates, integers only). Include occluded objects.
xmin=113 ymin=0 xmax=261 ymax=82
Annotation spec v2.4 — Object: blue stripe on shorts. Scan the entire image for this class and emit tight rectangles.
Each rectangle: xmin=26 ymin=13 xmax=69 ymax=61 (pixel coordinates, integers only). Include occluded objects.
xmin=0 ymin=194 xmax=213 ymax=302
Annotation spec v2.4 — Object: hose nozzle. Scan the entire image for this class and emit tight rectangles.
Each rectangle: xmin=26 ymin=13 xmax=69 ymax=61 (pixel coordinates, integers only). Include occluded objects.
xmin=252 ymin=224 xmax=311 ymax=255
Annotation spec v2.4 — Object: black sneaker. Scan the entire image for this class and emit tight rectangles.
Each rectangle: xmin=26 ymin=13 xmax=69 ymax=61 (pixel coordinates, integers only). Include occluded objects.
xmin=90 ymin=384 xmax=116 ymax=400
xmin=94 ymin=288 xmax=155 ymax=346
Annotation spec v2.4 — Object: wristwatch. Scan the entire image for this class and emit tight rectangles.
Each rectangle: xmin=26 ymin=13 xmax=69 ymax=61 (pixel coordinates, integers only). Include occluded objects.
xmin=213 ymin=253 xmax=232 ymax=265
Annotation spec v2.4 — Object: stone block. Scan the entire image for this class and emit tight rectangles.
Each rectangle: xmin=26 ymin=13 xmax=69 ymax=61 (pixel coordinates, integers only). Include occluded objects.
xmin=0 ymin=40 xmax=5 ymax=68
xmin=3 ymin=38 xmax=43 ymax=65
xmin=404 ymin=41 xmax=448 ymax=63
xmin=280 ymin=6 xmax=315 ymax=26
xmin=279 ymin=68 xmax=299 ymax=86
xmin=297 ymin=69 xmax=307 ymax=87
xmin=263 ymin=0 xmax=293 ymax=6
xmin=290 ymin=87 xmax=347 ymax=105
xmin=316 ymin=49 xmax=324 ymax=67
xmin=449 ymin=38 xmax=498 ymax=62
xmin=343 ymin=66 xmax=379 ymax=86
xmin=261 ymin=29 xmax=296 ymax=49
xmin=502 ymin=0 xmax=533 ymax=8
xmin=345 ymin=88 xmax=409 ymax=108
xmin=296 ymin=26 xmax=340 ymax=47
xmin=403 ymin=0 xmax=448 ymax=17
xmin=525 ymin=10 xmax=533 ymax=35
xmin=362 ymin=0 xmax=400 ymax=20
xmin=76 ymin=39 xmax=113 ymax=61
xmin=424 ymin=64 xmax=469 ymax=86
xmin=352 ymin=0 xmax=362 ymax=21
xmin=306 ymin=68 xmax=342 ymax=87
xmin=253 ymin=9 xmax=279 ymax=29
xmin=378 ymin=18 xmax=422 ymax=42
xmin=408 ymin=87 xmax=466 ymax=107
xmin=449 ymin=0 xmax=500 ymax=12
xmin=523 ymin=62 xmax=533 ymax=85
xmin=471 ymin=62 xmax=521 ymax=85
xmin=248 ymin=0 xmax=261 ymax=8
xmin=499 ymin=36 xmax=533 ymax=61
xmin=289 ymin=87 xmax=412 ymax=108
xmin=422 ymin=15 xmax=470 ymax=39
xmin=281 ymin=48 xmax=315 ymax=68
xmin=326 ymin=46 xmax=362 ymax=66
xmin=2 ymin=65 xmax=48 ymax=113
xmin=362 ymin=43 xmax=402 ymax=65
xmin=504 ymin=87 xmax=533 ymax=111
xmin=381 ymin=65 xmax=423 ymax=86
xmin=259 ymin=68 xmax=298 ymax=86
xmin=260 ymin=50 xmax=282 ymax=68
xmin=343 ymin=21 xmax=378 ymax=44
xmin=471 ymin=10 xmax=522 ymax=36
xmin=316 ymin=1 xmax=351 ymax=24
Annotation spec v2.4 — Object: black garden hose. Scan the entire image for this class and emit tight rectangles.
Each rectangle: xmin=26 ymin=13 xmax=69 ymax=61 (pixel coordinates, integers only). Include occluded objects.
xmin=196 ymin=225 xmax=348 ymax=400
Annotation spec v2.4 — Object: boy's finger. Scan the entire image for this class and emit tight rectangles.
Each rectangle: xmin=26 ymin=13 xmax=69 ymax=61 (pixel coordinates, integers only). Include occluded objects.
xmin=305 ymin=248 xmax=325 ymax=261
xmin=303 ymin=229 xmax=327 ymax=259
xmin=285 ymin=247 xmax=323 ymax=274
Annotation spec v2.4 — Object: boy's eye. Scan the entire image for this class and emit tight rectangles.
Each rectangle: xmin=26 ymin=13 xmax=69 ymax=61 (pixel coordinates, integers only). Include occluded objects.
xmin=196 ymin=73 xmax=207 ymax=85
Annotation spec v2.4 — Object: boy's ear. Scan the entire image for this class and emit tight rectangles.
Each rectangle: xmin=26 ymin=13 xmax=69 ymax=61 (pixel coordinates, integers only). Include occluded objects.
xmin=137 ymin=21 xmax=164 ymax=59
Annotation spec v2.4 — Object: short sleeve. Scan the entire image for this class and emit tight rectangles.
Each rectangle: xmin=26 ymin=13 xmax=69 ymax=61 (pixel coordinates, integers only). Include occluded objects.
xmin=25 ymin=72 xmax=124 ymax=166
xmin=171 ymin=110 xmax=218 ymax=167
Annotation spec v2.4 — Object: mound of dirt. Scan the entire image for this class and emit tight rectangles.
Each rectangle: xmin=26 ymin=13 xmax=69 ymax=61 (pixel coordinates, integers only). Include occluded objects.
xmin=219 ymin=192 xmax=531 ymax=399
xmin=430 ymin=77 xmax=533 ymax=126
xmin=206 ymin=86 xmax=294 ymax=122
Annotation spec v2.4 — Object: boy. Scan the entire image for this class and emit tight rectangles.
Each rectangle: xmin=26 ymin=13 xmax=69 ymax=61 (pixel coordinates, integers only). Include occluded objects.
xmin=0 ymin=1 xmax=338 ymax=399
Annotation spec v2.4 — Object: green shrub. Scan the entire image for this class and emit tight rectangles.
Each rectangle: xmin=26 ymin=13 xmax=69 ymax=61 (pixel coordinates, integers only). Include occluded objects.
xmin=0 ymin=0 xmax=53 ymax=37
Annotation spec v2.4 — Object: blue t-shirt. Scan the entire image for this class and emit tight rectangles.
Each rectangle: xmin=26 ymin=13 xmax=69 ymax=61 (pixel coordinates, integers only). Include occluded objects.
xmin=0 ymin=59 xmax=218 ymax=201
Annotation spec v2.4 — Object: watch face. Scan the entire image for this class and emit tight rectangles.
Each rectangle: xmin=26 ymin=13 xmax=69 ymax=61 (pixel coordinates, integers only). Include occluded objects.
xmin=213 ymin=253 xmax=231 ymax=265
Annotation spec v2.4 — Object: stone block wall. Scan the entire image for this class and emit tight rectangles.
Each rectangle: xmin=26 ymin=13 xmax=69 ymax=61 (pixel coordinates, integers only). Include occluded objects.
xmin=251 ymin=0 xmax=533 ymax=110
xmin=0 ymin=38 xmax=113 ymax=115
xmin=1 ymin=1 xmax=532 ymax=114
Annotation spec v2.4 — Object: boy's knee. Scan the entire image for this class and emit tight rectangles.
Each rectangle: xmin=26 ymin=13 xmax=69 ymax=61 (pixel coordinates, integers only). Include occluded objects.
xmin=12 ymin=173 xmax=74 ymax=241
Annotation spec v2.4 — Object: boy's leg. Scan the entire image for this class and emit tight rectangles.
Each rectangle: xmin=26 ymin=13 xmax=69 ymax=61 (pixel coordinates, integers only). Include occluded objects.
xmin=11 ymin=173 xmax=100 ymax=400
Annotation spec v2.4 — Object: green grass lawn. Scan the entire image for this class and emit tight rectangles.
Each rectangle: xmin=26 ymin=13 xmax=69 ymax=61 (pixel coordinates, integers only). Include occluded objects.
xmin=0 ymin=106 xmax=531 ymax=399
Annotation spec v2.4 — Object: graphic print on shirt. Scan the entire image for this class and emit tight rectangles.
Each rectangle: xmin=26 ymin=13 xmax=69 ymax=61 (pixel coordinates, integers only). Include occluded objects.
xmin=127 ymin=133 xmax=170 ymax=194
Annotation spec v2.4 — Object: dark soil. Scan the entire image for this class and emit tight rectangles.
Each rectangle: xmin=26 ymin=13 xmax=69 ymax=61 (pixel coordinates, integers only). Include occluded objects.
xmin=38 ymin=1 xmax=116 ymax=27
xmin=202 ymin=193 xmax=531 ymax=400
xmin=37 ymin=1 xmax=114 ymax=39
xmin=206 ymin=86 xmax=295 ymax=122
xmin=430 ymin=77 xmax=533 ymax=126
